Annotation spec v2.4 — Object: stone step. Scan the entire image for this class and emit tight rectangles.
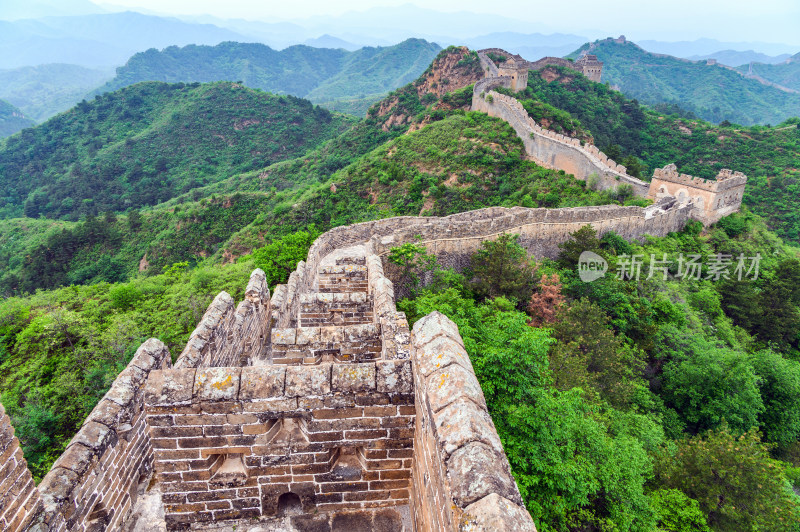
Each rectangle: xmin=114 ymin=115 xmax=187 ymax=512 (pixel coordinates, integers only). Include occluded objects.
xmin=335 ymin=256 xmax=366 ymax=265
xmin=271 ymin=324 xmax=382 ymax=364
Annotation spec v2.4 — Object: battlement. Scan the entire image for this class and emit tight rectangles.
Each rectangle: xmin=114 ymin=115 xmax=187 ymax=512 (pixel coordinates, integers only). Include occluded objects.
xmin=649 ymin=164 xmax=747 ymax=224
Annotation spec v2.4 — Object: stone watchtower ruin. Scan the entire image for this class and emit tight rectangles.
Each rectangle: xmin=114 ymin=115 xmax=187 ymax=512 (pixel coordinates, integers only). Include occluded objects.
xmin=496 ymin=58 xmax=529 ymax=92
xmin=648 ymin=164 xmax=748 ymax=225
xmin=575 ymin=54 xmax=603 ymax=82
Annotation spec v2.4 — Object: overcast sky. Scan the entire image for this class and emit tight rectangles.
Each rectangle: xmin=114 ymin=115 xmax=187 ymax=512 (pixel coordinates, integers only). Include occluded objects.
xmin=97 ymin=0 xmax=800 ymax=44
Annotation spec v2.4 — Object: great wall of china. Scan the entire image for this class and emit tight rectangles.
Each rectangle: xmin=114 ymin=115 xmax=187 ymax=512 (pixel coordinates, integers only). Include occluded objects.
xmin=0 ymin=48 xmax=751 ymax=532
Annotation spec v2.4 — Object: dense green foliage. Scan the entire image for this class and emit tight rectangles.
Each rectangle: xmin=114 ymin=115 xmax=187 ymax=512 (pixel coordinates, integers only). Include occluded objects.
xmin=0 ymin=64 xmax=113 ymax=122
xmin=0 ymin=99 xmax=35 ymax=138
xmin=396 ymin=214 xmax=800 ymax=530
xmin=570 ymin=39 xmax=800 ymax=125
xmin=0 ymin=81 xmax=353 ymax=220
xmin=93 ymin=39 xmax=441 ymax=116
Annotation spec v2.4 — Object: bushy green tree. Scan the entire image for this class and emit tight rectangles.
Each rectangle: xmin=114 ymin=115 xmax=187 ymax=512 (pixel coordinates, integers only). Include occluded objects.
xmin=654 ymin=427 xmax=800 ymax=531
xmin=468 ymin=233 xmax=535 ymax=305
xmin=249 ymin=229 xmax=318 ymax=287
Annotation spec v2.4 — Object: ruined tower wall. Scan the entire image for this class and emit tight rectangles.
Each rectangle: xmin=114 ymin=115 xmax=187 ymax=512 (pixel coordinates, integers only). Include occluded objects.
xmin=471 ymin=88 xmax=651 ymax=196
xmin=31 ymin=339 xmax=170 ymax=531
xmin=176 ymin=269 xmax=270 ymax=368
xmin=143 ymin=361 xmax=415 ymax=530
xmin=0 ymin=403 xmax=42 ymax=532
xmin=410 ymin=313 xmax=536 ymax=531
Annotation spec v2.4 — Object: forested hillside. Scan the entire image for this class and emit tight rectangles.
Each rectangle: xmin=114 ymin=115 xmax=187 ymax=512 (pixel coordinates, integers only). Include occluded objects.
xmin=93 ymin=39 xmax=442 ymax=116
xmin=512 ymin=65 xmax=800 ymax=242
xmin=572 ymin=38 xmax=800 ymax=125
xmin=0 ymin=81 xmax=354 ymax=220
xmin=735 ymin=53 xmax=800 ymax=92
xmin=0 ymin=99 xmax=35 ymax=138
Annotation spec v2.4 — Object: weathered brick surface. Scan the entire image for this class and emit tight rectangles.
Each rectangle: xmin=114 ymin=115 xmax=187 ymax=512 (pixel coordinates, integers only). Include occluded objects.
xmin=144 ymin=362 xmax=414 ymax=530
xmin=176 ymin=269 xmax=271 ymax=368
xmin=0 ymin=402 xmax=43 ymax=532
xmin=410 ymin=312 xmax=536 ymax=532
xmin=30 ymin=338 xmax=171 ymax=531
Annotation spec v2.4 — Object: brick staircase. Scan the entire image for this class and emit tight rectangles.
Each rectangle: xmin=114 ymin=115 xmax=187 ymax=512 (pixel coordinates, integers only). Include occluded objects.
xmin=270 ymin=252 xmax=383 ymax=364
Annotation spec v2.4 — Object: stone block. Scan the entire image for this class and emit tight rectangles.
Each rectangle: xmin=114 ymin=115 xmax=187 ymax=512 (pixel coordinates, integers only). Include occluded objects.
xmin=376 ymin=360 xmax=413 ymax=394
xmin=272 ymin=328 xmax=297 ymax=345
xmin=425 ymin=364 xmax=486 ymax=413
xmin=69 ymin=421 xmax=114 ymax=452
xmin=194 ymin=368 xmax=241 ymax=402
xmin=332 ymin=363 xmax=376 ymax=393
xmin=414 ymin=334 xmax=473 ymax=377
xmin=412 ymin=311 xmax=465 ymax=349
xmin=286 ymin=364 xmax=331 ymax=396
xmin=447 ymin=442 xmax=522 ymax=508
xmin=296 ymin=327 xmax=321 ymax=345
xmin=145 ymin=369 xmax=196 ymax=405
xmin=434 ymin=397 xmax=502 ymax=457
xmin=240 ymin=366 xmax=285 ymax=399
xmin=460 ymin=493 xmax=537 ymax=531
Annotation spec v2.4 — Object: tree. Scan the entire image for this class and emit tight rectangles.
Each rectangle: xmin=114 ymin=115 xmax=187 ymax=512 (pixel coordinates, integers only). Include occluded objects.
xmin=549 ymin=298 xmax=645 ymax=407
xmin=527 ymin=273 xmax=565 ymax=327
xmin=661 ymin=343 xmax=763 ymax=435
xmin=387 ymin=239 xmax=439 ymax=297
xmin=557 ymin=225 xmax=603 ymax=269
xmin=748 ymin=349 xmax=800 ymax=448
xmin=250 ymin=229 xmax=318 ymax=287
xmin=756 ymin=259 xmax=800 ymax=348
xmin=469 ymin=233 xmax=535 ymax=305
xmin=649 ymin=489 xmax=710 ymax=532
xmin=654 ymin=427 xmax=799 ymax=531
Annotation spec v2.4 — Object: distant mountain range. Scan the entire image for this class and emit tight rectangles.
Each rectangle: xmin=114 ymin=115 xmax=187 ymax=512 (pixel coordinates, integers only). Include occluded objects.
xmin=0 ymin=63 xmax=113 ymax=122
xmin=91 ymin=39 xmax=441 ymax=115
xmin=0 ymin=11 xmax=250 ymax=68
xmin=572 ymin=38 xmax=800 ymax=125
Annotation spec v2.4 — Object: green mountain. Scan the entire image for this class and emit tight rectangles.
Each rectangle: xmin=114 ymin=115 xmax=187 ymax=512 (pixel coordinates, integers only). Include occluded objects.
xmin=0 ymin=81 xmax=354 ymax=221
xmin=571 ymin=38 xmax=800 ymax=125
xmin=0 ymin=99 xmax=35 ymax=138
xmin=735 ymin=53 xmax=800 ymax=92
xmin=0 ymin=63 xmax=114 ymax=122
xmin=93 ymin=39 xmax=442 ymax=116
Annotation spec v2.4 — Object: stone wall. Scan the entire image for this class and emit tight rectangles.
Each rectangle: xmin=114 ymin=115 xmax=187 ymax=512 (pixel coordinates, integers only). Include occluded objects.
xmin=0 ymin=403 xmax=42 ymax=532
xmin=143 ymin=361 xmax=415 ymax=530
xmin=471 ymin=88 xmax=651 ymax=196
xmin=31 ymin=339 xmax=170 ymax=531
xmin=176 ymin=269 xmax=270 ymax=368
xmin=410 ymin=313 xmax=536 ymax=531
xmin=648 ymin=164 xmax=747 ymax=224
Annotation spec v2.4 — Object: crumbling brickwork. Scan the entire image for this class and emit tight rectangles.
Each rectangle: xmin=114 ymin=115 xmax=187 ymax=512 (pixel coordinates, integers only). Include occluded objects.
xmin=0 ymin=403 xmax=42 ymax=532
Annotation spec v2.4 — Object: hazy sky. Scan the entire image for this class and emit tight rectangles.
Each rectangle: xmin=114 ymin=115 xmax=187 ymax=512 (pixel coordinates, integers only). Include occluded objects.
xmin=98 ymin=0 xmax=800 ymax=44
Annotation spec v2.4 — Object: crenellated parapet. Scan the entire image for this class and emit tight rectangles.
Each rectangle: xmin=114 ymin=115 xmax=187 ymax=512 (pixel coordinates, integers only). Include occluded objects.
xmin=648 ymin=164 xmax=747 ymax=224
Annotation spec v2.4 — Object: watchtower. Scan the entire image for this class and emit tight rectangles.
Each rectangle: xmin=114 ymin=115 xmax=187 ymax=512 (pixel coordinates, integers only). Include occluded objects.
xmin=497 ymin=57 xmax=529 ymax=92
xmin=576 ymin=54 xmax=603 ymax=82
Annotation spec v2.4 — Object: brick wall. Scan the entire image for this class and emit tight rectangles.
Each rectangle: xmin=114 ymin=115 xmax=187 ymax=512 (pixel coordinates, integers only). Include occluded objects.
xmin=176 ymin=269 xmax=270 ymax=368
xmin=410 ymin=312 xmax=537 ymax=531
xmin=144 ymin=361 xmax=415 ymax=530
xmin=31 ymin=338 xmax=170 ymax=531
xmin=0 ymin=402 xmax=42 ymax=532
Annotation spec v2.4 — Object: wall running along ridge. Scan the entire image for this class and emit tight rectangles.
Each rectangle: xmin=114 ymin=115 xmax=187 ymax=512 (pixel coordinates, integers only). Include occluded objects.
xmin=473 ymin=50 xmax=747 ymax=225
